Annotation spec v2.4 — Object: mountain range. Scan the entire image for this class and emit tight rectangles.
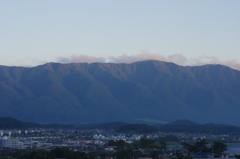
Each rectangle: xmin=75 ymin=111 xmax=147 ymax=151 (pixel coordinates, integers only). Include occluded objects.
xmin=0 ymin=117 xmax=73 ymax=129
xmin=1 ymin=117 xmax=240 ymax=135
xmin=0 ymin=60 xmax=239 ymax=125
xmin=115 ymin=119 xmax=240 ymax=135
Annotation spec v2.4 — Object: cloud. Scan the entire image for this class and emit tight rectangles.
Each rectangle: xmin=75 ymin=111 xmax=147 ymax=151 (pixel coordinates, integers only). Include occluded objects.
xmin=108 ymin=51 xmax=167 ymax=63
xmin=57 ymin=54 xmax=106 ymax=63
xmin=167 ymin=53 xmax=189 ymax=66
xmin=225 ymin=59 xmax=240 ymax=70
xmin=189 ymin=56 xmax=240 ymax=70
xmin=56 ymin=52 xmax=240 ymax=71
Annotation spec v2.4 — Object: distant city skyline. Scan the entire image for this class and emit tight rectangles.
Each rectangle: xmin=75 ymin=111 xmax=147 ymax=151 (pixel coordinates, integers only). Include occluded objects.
xmin=0 ymin=1 xmax=239 ymax=70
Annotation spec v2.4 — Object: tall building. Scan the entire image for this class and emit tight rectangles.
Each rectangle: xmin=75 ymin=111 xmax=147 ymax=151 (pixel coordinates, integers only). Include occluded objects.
xmin=0 ymin=136 xmax=23 ymax=149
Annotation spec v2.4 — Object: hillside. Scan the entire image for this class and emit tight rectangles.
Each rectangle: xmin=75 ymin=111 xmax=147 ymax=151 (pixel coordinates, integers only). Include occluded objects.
xmin=0 ymin=117 xmax=73 ymax=129
xmin=0 ymin=60 xmax=240 ymax=125
xmin=76 ymin=122 xmax=128 ymax=130
xmin=158 ymin=120 xmax=240 ymax=135
xmin=1 ymin=116 xmax=240 ymax=135
xmin=116 ymin=124 xmax=158 ymax=134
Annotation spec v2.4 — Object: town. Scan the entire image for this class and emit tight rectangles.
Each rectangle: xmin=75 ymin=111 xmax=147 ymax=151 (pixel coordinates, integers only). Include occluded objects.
xmin=0 ymin=127 xmax=240 ymax=159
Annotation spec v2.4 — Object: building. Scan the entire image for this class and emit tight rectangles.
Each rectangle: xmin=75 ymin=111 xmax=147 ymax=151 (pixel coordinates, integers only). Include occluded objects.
xmin=0 ymin=136 xmax=23 ymax=149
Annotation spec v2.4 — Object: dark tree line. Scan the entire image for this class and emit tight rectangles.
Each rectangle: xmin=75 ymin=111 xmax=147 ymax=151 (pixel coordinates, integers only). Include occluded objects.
xmin=181 ymin=139 xmax=227 ymax=157
xmin=0 ymin=148 xmax=87 ymax=159
xmin=0 ymin=139 xmax=228 ymax=159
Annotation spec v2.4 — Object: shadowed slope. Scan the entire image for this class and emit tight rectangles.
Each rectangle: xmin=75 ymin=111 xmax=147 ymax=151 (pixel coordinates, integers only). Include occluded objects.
xmin=0 ymin=60 xmax=239 ymax=125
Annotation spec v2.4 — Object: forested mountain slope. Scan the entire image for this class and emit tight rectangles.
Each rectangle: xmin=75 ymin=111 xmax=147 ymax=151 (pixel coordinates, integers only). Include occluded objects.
xmin=0 ymin=60 xmax=239 ymax=125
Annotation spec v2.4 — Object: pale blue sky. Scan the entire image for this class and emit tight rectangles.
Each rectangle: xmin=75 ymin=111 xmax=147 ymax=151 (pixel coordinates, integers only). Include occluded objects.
xmin=0 ymin=0 xmax=239 ymax=69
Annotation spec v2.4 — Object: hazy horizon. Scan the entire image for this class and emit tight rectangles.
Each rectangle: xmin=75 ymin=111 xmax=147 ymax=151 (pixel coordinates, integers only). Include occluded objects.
xmin=1 ymin=52 xmax=240 ymax=71
xmin=0 ymin=1 xmax=239 ymax=70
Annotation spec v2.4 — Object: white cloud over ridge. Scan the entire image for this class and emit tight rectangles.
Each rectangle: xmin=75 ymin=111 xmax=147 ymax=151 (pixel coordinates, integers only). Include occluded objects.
xmin=57 ymin=52 xmax=240 ymax=71
xmin=57 ymin=54 xmax=106 ymax=63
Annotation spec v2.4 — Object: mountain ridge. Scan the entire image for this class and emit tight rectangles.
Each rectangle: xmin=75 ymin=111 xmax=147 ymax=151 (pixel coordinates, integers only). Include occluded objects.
xmin=0 ymin=60 xmax=239 ymax=125
xmin=2 ymin=116 xmax=240 ymax=135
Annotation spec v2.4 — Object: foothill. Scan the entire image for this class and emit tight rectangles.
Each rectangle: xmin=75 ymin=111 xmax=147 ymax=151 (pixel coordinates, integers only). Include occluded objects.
xmin=0 ymin=120 xmax=240 ymax=159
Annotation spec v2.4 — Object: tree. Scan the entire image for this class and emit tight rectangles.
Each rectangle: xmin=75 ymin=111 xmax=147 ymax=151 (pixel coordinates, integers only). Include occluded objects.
xmin=116 ymin=149 xmax=131 ymax=159
xmin=99 ymin=153 xmax=107 ymax=159
xmin=181 ymin=142 xmax=191 ymax=155
xmin=107 ymin=140 xmax=127 ymax=149
xmin=139 ymin=138 xmax=155 ymax=148
xmin=34 ymin=154 xmax=43 ymax=159
xmin=150 ymin=150 xmax=162 ymax=158
xmin=212 ymin=141 xmax=227 ymax=157
xmin=181 ymin=139 xmax=211 ymax=154
xmin=181 ymin=142 xmax=190 ymax=150
xmin=157 ymin=135 xmax=179 ymax=142
xmin=159 ymin=141 xmax=167 ymax=150
xmin=108 ymin=140 xmax=116 ymax=146
xmin=132 ymin=140 xmax=140 ymax=149
xmin=186 ymin=155 xmax=194 ymax=159
xmin=194 ymin=139 xmax=209 ymax=152
xmin=117 ymin=140 xmax=126 ymax=149
xmin=146 ymin=143 xmax=161 ymax=149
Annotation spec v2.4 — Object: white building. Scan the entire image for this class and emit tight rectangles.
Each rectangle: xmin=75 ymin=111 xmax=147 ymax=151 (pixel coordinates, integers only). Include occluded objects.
xmin=0 ymin=136 xmax=23 ymax=149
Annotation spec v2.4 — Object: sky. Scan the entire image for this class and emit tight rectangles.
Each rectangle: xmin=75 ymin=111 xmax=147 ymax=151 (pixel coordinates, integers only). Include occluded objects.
xmin=0 ymin=0 xmax=239 ymax=70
